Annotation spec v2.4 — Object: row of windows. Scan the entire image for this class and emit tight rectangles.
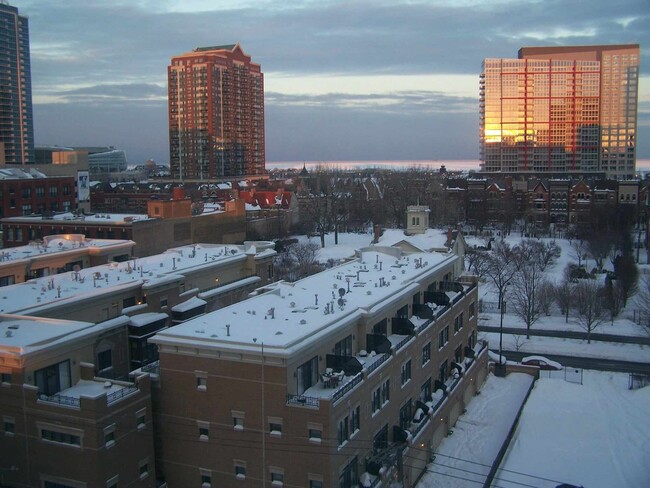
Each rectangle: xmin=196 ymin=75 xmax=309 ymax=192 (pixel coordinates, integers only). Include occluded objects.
xmin=194 ymin=464 xmax=324 ymax=488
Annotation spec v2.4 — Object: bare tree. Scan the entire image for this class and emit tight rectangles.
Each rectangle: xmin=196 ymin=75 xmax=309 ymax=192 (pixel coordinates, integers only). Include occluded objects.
xmin=637 ymin=276 xmax=650 ymax=333
xmin=571 ymin=239 xmax=589 ymax=269
xmin=465 ymin=247 xmax=489 ymax=278
xmin=573 ymin=279 xmax=607 ymax=344
xmin=508 ymin=241 xmax=548 ymax=339
xmin=587 ymin=234 xmax=612 ymax=272
xmin=537 ymin=280 xmax=555 ymax=316
xmin=553 ymin=266 xmax=575 ymax=324
xmin=484 ymin=240 xmax=518 ymax=310
xmin=512 ymin=334 xmax=528 ymax=352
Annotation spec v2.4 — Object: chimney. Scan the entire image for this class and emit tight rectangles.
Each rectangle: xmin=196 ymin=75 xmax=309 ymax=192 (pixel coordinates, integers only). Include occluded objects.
xmin=172 ymin=187 xmax=185 ymax=200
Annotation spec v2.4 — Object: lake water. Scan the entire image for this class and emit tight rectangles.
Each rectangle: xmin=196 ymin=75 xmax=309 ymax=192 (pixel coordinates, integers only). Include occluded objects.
xmin=266 ymin=159 xmax=650 ymax=173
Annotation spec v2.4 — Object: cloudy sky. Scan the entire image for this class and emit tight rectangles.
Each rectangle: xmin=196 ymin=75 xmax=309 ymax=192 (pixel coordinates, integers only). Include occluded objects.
xmin=16 ymin=0 xmax=650 ymax=165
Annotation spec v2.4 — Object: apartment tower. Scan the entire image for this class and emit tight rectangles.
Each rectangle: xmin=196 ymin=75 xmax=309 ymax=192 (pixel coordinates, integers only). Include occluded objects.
xmin=0 ymin=1 xmax=35 ymax=164
xmin=480 ymin=44 xmax=640 ymax=179
xmin=168 ymin=44 xmax=265 ymax=181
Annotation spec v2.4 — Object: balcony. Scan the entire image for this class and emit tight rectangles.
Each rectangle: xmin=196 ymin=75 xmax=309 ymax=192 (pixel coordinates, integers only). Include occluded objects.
xmin=37 ymin=378 xmax=142 ymax=410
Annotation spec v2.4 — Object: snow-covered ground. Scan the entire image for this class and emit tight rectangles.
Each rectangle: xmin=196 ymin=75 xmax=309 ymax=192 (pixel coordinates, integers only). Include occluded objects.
xmin=496 ymin=371 xmax=650 ymax=488
xmin=417 ymin=373 xmax=535 ymax=488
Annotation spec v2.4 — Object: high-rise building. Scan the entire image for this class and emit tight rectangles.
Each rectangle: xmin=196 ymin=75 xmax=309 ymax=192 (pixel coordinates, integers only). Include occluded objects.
xmin=480 ymin=44 xmax=640 ymax=179
xmin=0 ymin=1 xmax=35 ymax=164
xmin=168 ymin=44 xmax=265 ymax=181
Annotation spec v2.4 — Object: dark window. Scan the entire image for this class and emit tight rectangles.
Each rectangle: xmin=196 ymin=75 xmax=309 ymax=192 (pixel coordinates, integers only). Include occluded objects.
xmin=421 ymin=378 xmax=432 ymax=401
xmin=338 ymin=458 xmax=358 ymax=488
xmin=338 ymin=415 xmax=349 ymax=446
xmin=422 ymin=343 xmax=431 ymax=365
xmin=351 ymin=405 xmax=360 ymax=433
xmin=399 ymin=400 xmax=412 ymax=430
xmin=373 ymin=425 xmax=388 ymax=452
xmin=334 ymin=335 xmax=352 ymax=357
xmin=41 ymin=429 xmax=81 ymax=446
xmin=296 ymin=356 xmax=318 ymax=395
xmin=372 ymin=319 xmax=387 ymax=335
xmin=401 ymin=360 xmax=411 ymax=386
xmin=97 ymin=349 xmax=112 ymax=373
xmin=34 ymin=360 xmax=71 ymax=396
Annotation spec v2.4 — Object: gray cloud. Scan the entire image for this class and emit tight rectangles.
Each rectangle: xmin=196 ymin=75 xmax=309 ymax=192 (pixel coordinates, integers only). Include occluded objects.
xmin=16 ymin=0 xmax=650 ymax=163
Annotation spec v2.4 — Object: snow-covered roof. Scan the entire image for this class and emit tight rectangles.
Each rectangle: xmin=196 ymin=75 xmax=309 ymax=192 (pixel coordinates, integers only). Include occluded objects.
xmin=151 ymin=247 xmax=458 ymax=357
xmin=0 ymin=242 xmax=275 ymax=315
xmin=2 ymin=212 xmax=151 ymax=225
xmin=0 ymin=236 xmax=133 ymax=264
xmin=129 ymin=312 xmax=168 ymax=327
xmin=0 ymin=314 xmax=129 ymax=359
xmin=377 ymin=228 xmax=451 ymax=251
xmin=171 ymin=296 xmax=207 ymax=313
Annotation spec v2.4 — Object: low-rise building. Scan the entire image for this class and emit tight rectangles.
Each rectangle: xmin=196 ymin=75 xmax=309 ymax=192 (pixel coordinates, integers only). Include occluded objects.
xmin=0 ymin=234 xmax=134 ymax=286
xmin=150 ymin=237 xmax=486 ymax=488
xmin=0 ymin=314 xmax=156 ymax=488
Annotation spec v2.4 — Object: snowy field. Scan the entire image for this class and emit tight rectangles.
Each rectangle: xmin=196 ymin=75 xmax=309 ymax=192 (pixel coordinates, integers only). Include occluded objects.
xmin=496 ymin=370 xmax=650 ymax=488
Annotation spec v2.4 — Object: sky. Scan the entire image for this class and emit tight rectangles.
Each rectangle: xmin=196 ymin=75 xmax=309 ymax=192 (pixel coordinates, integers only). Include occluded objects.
xmin=14 ymin=0 xmax=650 ymax=165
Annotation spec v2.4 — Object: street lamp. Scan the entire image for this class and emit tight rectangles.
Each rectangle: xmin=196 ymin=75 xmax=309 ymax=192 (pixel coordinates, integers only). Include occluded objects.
xmin=497 ymin=286 xmax=507 ymax=377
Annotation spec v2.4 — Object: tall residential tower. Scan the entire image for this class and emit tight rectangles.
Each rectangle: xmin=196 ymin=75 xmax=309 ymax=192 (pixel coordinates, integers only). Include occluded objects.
xmin=0 ymin=1 xmax=35 ymax=164
xmin=480 ymin=44 xmax=639 ymax=179
xmin=168 ymin=44 xmax=265 ymax=180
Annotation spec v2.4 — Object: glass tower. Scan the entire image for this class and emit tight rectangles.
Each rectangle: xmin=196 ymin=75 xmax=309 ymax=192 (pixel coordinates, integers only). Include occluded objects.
xmin=0 ymin=2 xmax=34 ymax=164
xmin=480 ymin=45 xmax=639 ymax=179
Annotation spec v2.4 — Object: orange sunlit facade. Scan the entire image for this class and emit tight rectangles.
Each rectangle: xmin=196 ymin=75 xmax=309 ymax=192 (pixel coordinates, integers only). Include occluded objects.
xmin=480 ymin=45 xmax=639 ymax=179
xmin=168 ymin=44 xmax=265 ymax=181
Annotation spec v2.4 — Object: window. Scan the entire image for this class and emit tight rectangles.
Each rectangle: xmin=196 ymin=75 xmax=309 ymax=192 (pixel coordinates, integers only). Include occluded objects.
xmin=106 ymin=475 xmax=119 ymax=488
xmin=438 ymin=326 xmax=449 ymax=349
xmin=338 ymin=415 xmax=349 ymax=446
xmin=439 ymin=360 xmax=448 ymax=383
xmin=469 ymin=302 xmax=475 ymax=318
xmin=350 ymin=406 xmax=360 ymax=434
xmin=3 ymin=416 xmax=15 ymax=436
xmin=139 ymin=459 xmax=149 ymax=480
xmin=97 ymin=349 xmax=112 ymax=375
xmin=201 ymin=471 xmax=212 ymax=487
xmin=234 ymin=461 xmax=246 ymax=480
xmin=232 ymin=411 xmax=245 ymax=431
xmin=160 ymin=296 xmax=168 ymax=308
xmin=41 ymin=428 xmax=82 ymax=447
xmin=308 ymin=424 xmax=322 ymax=444
xmin=334 ymin=334 xmax=353 ymax=357
xmin=401 ymin=360 xmax=411 ymax=386
xmin=339 ymin=458 xmax=358 ymax=488
xmin=371 ymin=387 xmax=381 ymax=414
xmin=372 ymin=319 xmax=387 ymax=335
xmin=36 ymin=186 xmax=45 ymax=197
xmin=381 ymin=379 xmax=390 ymax=404
xmin=267 ymin=264 xmax=274 ymax=279
xmin=271 ymin=468 xmax=284 ymax=487
xmin=454 ymin=313 xmax=464 ymax=333
xmin=196 ymin=371 xmax=208 ymax=391
xmin=373 ymin=425 xmax=388 ymax=452
xmin=309 ymin=478 xmax=324 ymax=488
xmin=21 ymin=204 xmax=32 ymax=215
xmin=198 ymin=421 xmax=209 ymax=441
xmin=269 ymin=417 xmax=282 ymax=437
xmin=35 ymin=360 xmax=71 ymax=396
xmin=399 ymin=400 xmax=412 ymax=430
xmin=422 ymin=343 xmax=431 ymax=365
xmin=50 ymin=186 xmax=58 ymax=197
xmin=421 ymin=378 xmax=432 ymax=401
xmin=1 ymin=372 xmax=11 ymax=384
xmin=104 ymin=424 xmax=116 ymax=448
xmin=296 ymin=356 xmax=318 ymax=395
xmin=136 ymin=408 xmax=146 ymax=430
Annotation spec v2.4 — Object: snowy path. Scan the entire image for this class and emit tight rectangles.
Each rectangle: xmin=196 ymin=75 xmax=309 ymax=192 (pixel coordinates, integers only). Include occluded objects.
xmin=417 ymin=373 xmax=534 ymax=488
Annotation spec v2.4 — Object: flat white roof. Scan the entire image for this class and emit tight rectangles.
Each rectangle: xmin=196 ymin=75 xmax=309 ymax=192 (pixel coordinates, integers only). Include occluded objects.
xmin=151 ymin=246 xmax=457 ymax=357
xmin=0 ymin=236 xmax=133 ymax=264
xmin=0 ymin=242 xmax=275 ymax=315
xmin=0 ymin=314 xmax=129 ymax=358
xmin=2 ymin=212 xmax=151 ymax=225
